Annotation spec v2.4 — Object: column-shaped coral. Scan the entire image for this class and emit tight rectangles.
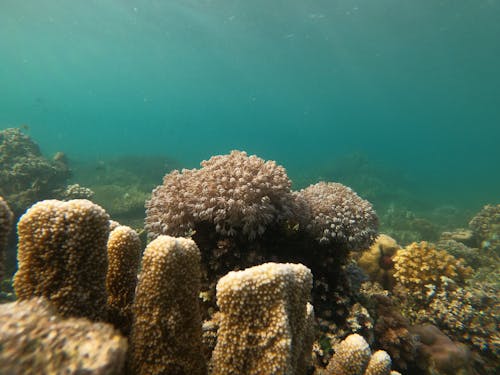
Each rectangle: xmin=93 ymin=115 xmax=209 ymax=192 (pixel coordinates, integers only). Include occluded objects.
xmin=106 ymin=225 xmax=141 ymax=335
xmin=211 ymin=262 xmax=314 ymax=375
xmin=0 ymin=196 xmax=13 ymax=282
xmin=129 ymin=235 xmax=206 ymax=375
xmin=13 ymin=199 xmax=110 ymax=321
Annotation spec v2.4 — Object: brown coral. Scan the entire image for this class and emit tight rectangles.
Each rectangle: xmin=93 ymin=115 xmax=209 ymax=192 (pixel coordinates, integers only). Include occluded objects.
xmin=211 ymin=262 xmax=314 ymax=375
xmin=0 ymin=196 xmax=13 ymax=281
xmin=298 ymin=182 xmax=378 ymax=250
xmin=106 ymin=225 xmax=141 ymax=335
xmin=0 ymin=298 xmax=127 ymax=375
xmin=13 ymin=199 xmax=110 ymax=320
xmin=129 ymin=235 xmax=206 ymax=375
xmin=358 ymin=234 xmax=400 ymax=290
xmin=145 ymin=150 xmax=298 ymax=240
xmin=469 ymin=204 xmax=500 ymax=255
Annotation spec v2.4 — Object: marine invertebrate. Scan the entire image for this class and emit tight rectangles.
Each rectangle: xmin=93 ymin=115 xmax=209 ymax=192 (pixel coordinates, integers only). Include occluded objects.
xmin=410 ymin=324 xmax=472 ymax=375
xmin=0 ymin=127 xmax=71 ymax=218
xmin=106 ymin=225 xmax=141 ymax=335
xmin=129 ymin=236 xmax=206 ymax=375
xmin=0 ymin=196 xmax=13 ymax=281
xmin=146 ymin=150 xmax=298 ymax=240
xmin=297 ymin=182 xmax=378 ymax=250
xmin=0 ymin=297 xmax=127 ymax=375
xmin=211 ymin=262 xmax=314 ymax=375
xmin=469 ymin=204 xmax=500 ymax=255
xmin=324 ymin=333 xmax=395 ymax=375
xmin=393 ymin=241 xmax=472 ymax=300
xmin=358 ymin=234 xmax=400 ymax=290
xmin=13 ymin=199 xmax=110 ymax=320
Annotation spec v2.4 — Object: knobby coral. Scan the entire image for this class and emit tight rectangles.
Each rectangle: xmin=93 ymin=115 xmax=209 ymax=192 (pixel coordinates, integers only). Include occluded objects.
xmin=106 ymin=225 xmax=141 ymax=335
xmin=13 ymin=199 xmax=110 ymax=320
xmin=0 ymin=298 xmax=127 ymax=375
xmin=211 ymin=262 xmax=314 ymax=375
xmin=469 ymin=204 xmax=500 ymax=255
xmin=129 ymin=235 xmax=206 ymax=375
xmin=297 ymin=182 xmax=378 ymax=250
xmin=146 ymin=150 xmax=298 ymax=240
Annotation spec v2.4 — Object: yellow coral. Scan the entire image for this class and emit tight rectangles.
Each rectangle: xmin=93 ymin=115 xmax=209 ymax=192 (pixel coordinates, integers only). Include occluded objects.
xmin=358 ymin=234 xmax=400 ymax=289
xmin=13 ymin=199 xmax=110 ymax=320
xmin=211 ymin=262 xmax=314 ymax=375
xmin=106 ymin=225 xmax=141 ymax=335
xmin=129 ymin=235 xmax=206 ymax=375
xmin=393 ymin=241 xmax=472 ymax=298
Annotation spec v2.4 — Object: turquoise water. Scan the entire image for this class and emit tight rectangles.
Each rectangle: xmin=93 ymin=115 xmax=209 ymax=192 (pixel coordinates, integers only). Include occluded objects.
xmin=1 ymin=0 xmax=499 ymax=209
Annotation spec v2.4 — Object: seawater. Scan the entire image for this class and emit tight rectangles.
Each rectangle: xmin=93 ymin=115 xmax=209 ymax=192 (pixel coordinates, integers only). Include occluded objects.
xmin=1 ymin=0 xmax=499 ymax=213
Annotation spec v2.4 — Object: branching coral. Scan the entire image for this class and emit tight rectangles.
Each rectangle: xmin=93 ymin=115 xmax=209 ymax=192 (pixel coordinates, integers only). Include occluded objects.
xmin=297 ymin=182 xmax=378 ymax=250
xmin=0 ymin=298 xmax=127 ymax=375
xmin=146 ymin=150 xmax=298 ymax=240
xmin=393 ymin=241 xmax=472 ymax=301
xmin=106 ymin=225 xmax=141 ymax=335
xmin=0 ymin=196 xmax=13 ymax=282
xmin=13 ymin=199 xmax=110 ymax=320
xmin=211 ymin=262 xmax=314 ymax=375
xmin=129 ymin=236 xmax=206 ymax=375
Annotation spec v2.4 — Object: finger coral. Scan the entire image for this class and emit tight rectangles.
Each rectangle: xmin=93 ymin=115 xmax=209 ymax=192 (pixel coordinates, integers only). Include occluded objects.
xmin=211 ymin=262 xmax=314 ymax=375
xmin=0 ymin=297 xmax=127 ymax=375
xmin=297 ymin=182 xmax=378 ymax=250
xmin=13 ymin=199 xmax=110 ymax=320
xmin=325 ymin=333 xmax=394 ymax=375
xmin=106 ymin=225 xmax=141 ymax=335
xmin=393 ymin=241 xmax=472 ymax=300
xmin=0 ymin=196 xmax=13 ymax=281
xmin=129 ymin=235 xmax=206 ymax=375
xmin=145 ymin=150 xmax=298 ymax=240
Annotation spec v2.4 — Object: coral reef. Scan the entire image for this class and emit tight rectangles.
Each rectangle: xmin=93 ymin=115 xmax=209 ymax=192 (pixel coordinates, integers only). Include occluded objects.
xmin=0 ymin=196 xmax=13 ymax=282
xmin=211 ymin=262 xmax=314 ymax=375
xmin=322 ymin=333 xmax=396 ymax=375
xmin=393 ymin=241 xmax=472 ymax=301
xmin=146 ymin=150 xmax=298 ymax=240
xmin=358 ymin=234 xmax=400 ymax=290
xmin=129 ymin=235 xmax=206 ymax=375
xmin=410 ymin=324 xmax=472 ymax=375
xmin=297 ymin=181 xmax=378 ymax=250
xmin=0 ymin=127 xmax=71 ymax=218
xmin=469 ymin=204 xmax=500 ymax=255
xmin=57 ymin=183 xmax=95 ymax=200
xmin=0 ymin=297 xmax=127 ymax=375
xmin=13 ymin=199 xmax=110 ymax=320
xmin=106 ymin=225 xmax=141 ymax=335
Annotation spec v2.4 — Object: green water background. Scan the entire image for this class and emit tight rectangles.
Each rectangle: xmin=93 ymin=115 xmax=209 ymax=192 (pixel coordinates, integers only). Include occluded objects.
xmin=1 ymin=0 xmax=499 ymax=214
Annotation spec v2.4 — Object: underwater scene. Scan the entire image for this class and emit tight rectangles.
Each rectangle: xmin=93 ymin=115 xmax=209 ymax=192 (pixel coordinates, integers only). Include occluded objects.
xmin=0 ymin=1 xmax=499 ymax=374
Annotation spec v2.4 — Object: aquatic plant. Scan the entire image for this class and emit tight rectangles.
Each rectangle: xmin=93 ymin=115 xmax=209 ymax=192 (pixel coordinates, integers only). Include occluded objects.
xmin=129 ymin=235 xmax=206 ymax=375
xmin=297 ymin=181 xmax=378 ymax=250
xmin=211 ymin=262 xmax=314 ymax=375
xmin=13 ymin=199 xmax=110 ymax=320
xmin=106 ymin=225 xmax=141 ymax=335
xmin=0 ymin=297 xmax=127 ymax=375
xmin=0 ymin=196 xmax=13 ymax=283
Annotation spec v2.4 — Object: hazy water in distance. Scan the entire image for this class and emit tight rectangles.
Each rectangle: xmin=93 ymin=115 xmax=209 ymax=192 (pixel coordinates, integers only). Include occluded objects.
xmin=1 ymin=0 xmax=499 ymax=210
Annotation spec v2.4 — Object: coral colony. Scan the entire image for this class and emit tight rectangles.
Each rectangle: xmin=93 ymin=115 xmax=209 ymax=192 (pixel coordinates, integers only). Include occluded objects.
xmin=0 ymin=129 xmax=499 ymax=374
